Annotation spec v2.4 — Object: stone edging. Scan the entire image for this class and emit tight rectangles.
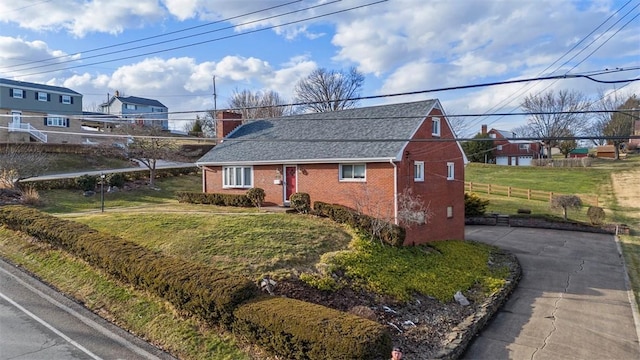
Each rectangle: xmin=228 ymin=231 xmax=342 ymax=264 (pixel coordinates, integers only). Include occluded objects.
xmin=435 ymin=251 xmax=522 ymax=359
xmin=466 ymin=215 xmax=629 ymax=235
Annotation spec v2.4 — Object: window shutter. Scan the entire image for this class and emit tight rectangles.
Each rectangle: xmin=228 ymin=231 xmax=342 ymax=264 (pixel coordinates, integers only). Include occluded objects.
xmin=66 ymin=118 xmax=70 ymax=127
xmin=35 ymin=92 xmax=38 ymax=100
xmin=59 ymin=95 xmax=63 ymax=103
xmin=44 ymin=117 xmax=47 ymax=126
xmin=10 ymin=89 xmax=13 ymax=97
xmin=47 ymin=94 xmax=51 ymax=101
xmin=71 ymin=97 xmax=74 ymax=104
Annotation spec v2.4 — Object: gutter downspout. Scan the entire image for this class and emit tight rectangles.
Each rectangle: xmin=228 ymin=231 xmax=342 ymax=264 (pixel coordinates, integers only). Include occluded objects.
xmin=196 ymin=164 xmax=206 ymax=193
xmin=390 ymin=159 xmax=398 ymax=225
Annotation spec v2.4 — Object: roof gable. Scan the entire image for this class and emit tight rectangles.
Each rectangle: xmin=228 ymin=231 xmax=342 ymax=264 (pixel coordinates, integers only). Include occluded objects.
xmin=198 ymin=100 xmax=440 ymax=165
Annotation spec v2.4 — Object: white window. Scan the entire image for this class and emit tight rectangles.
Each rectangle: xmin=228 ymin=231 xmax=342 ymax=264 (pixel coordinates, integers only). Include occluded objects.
xmin=223 ymin=166 xmax=252 ymax=188
xmin=519 ymin=143 xmax=530 ymax=150
xmin=339 ymin=164 xmax=366 ymax=181
xmin=447 ymin=162 xmax=455 ymax=180
xmin=497 ymin=145 xmax=502 ymax=151
xmin=125 ymin=104 xmax=136 ymax=110
xmin=11 ymin=89 xmax=23 ymax=98
xmin=414 ymin=161 xmax=424 ymax=182
xmin=46 ymin=116 xmax=68 ymax=127
xmin=447 ymin=206 xmax=453 ymax=218
xmin=432 ymin=117 xmax=441 ymax=136
xmin=37 ymin=92 xmax=48 ymax=101
xmin=61 ymin=95 xmax=72 ymax=104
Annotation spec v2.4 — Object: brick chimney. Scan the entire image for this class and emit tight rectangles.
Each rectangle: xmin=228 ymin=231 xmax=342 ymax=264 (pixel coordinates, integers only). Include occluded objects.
xmin=481 ymin=124 xmax=487 ymax=135
xmin=216 ymin=111 xmax=243 ymax=143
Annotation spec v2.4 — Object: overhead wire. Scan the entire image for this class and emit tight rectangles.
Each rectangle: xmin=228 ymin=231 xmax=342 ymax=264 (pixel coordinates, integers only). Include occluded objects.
xmin=0 ymin=0 xmax=304 ymax=71
xmin=10 ymin=0 xmax=387 ymax=78
xmin=463 ymin=0 xmax=640 ymax=134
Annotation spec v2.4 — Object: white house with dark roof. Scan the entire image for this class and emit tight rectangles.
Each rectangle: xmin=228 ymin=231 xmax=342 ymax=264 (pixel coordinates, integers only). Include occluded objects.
xmin=99 ymin=91 xmax=169 ymax=130
xmin=197 ymin=100 xmax=467 ymax=245
xmin=0 ymin=78 xmax=84 ymax=143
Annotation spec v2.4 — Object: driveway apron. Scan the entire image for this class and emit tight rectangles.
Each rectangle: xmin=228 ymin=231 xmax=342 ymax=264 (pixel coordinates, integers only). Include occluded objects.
xmin=462 ymin=226 xmax=640 ymax=360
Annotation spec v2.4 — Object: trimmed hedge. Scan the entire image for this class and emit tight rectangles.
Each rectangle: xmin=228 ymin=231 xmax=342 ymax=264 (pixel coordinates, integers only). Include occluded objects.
xmin=234 ymin=296 xmax=391 ymax=360
xmin=290 ymin=192 xmax=311 ymax=213
xmin=0 ymin=205 xmax=392 ymax=359
xmin=313 ymin=201 xmax=405 ymax=247
xmin=21 ymin=167 xmax=198 ymax=190
xmin=0 ymin=205 xmax=258 ymax=326
xmin=176 ymin=191 xmax=252 ymax=207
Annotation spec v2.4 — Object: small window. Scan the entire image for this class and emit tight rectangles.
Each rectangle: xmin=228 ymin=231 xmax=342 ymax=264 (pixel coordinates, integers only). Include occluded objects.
xmin=37 ymin=92 xmax=49 ymax=101
xmin=61 ymin=95 xmax=72 ymax=104
xmin=223 ymin=166 xmax=252 ymax=188
xmin=339 ymin=164 xmax=366 ymax=181
xmin=432 ymin=117 xmax=441 ymax=136
xmin=447 ymin=162 xmax=455 ymax=180
xmin=11 ymin=89 xmax=23 ymax=98
xmin=125 ymin=104 xmax=136 ymax=110
xmin=497 ymin=145 xmax=502 ymax=151
xmin=414 ymin=161 xmax=424 ymax=182
xmin=447 ymin=206 xmax=453 ymax=218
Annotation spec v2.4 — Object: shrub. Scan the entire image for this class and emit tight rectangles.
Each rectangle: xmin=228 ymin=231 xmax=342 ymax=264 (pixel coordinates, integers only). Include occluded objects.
xmin=587 ymin=206 xmax=606 ymax=225
xmin=20 ymin=187 xmax=41 ymax=206
xmin=289 ymin=192 xmax=311 ymax=213
xmin=176 ymin=192 xmax=252 ymax=207
xmin=550 ymin=195 xmax=582 ymax=220
xmin=299 ymin=273 xmax=339 ymax=291
xmin=246 ymin=188 xmax=265 ymax=209
xmin=75 ymin=174 xmax=97 ymax=191
xmin=465 ymin=192 xmax=489 ymax=216
xmin=0 ymin=205 xmax=260 ymax=327
xmin=313 ymin=202 xmax=405 ymax=247
xmin=233 ymin=297 xmax=391 ymax=359
xmin=106 ymin=173 xmax=126 ymax=188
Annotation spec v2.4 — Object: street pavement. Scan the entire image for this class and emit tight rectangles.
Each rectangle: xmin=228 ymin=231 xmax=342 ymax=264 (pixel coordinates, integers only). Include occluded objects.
xmin=0 ymin=258 xmax=175 ymax=360
xmin=463 ymin=226 xmax=640 ymax=360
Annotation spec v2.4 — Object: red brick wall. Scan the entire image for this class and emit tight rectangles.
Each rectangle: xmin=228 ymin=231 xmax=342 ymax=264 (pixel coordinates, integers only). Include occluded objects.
xmin=396 ymin=108 xmax=465 ymax=244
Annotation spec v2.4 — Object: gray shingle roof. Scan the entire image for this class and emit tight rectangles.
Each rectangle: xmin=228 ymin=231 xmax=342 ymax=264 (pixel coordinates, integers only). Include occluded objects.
xmin=0 ymin=78 xmax=81 ymax=95
xmin=197 ymin=99 xmax=438 ymax=165
xmin=118 ymin=96 xmax=166 ymax=108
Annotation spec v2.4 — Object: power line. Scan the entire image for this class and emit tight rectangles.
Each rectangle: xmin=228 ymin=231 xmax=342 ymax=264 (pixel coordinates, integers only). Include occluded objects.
xmin=465 ymin=1 xmax=640 ymax=133
xmin=0 ymin=0 xmax=304 ymax=71
xmin=11 ymin=0 xmax=386 ymax=78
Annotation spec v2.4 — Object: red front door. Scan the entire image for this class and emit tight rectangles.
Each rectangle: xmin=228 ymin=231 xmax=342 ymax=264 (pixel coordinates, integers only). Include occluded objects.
xmin=285 ymin=166 xmax=297 ymax=202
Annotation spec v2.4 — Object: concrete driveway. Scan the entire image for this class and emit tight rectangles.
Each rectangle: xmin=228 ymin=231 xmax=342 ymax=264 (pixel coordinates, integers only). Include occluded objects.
xmin=463 ymin=226 xmax=640 ymax=360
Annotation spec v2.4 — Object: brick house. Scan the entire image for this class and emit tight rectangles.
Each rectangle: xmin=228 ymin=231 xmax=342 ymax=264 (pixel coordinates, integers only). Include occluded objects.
xmin=482 ymin=125 xmax=542 ymax=166
xmin=196 ymin=100 xmax=466 ymax=245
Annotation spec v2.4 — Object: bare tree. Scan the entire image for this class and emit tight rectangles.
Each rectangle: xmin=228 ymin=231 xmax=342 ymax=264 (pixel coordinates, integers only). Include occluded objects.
xmin=550 ymin=195 xmax=582 ymax=220
xmin=293 ymin=67 xmax=364 ymax=113
xmin=118 ymin=124 xmax=179 ymax=188
xmin=520 ymin=90 xmax=590 ymax=158
xmin=228 ymin=89 xmax=290 ymax=120
xmin=397 ymin=188 xmax=433 ymax=228
xmin=0 ymin=144 xmax=49 ymax=189
xmin=603 ymin=95 xmax=639 ymax=160
xmin=590 ymin=89 xmax=632 ymax=148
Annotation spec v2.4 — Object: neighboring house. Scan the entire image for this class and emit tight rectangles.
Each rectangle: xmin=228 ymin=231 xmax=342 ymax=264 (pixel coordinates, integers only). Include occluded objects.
xmin=482 ymin=125 xmax=542 ymax=166
xmin=0 ymin=78 xmax=83 ymax=143
xmin=99 ymin=90 xmax=169 ymax=130
xmin=569 ymin=148 xmax=589 ymax=158
xmin=197 ymin=100 xmax=467 ymax=245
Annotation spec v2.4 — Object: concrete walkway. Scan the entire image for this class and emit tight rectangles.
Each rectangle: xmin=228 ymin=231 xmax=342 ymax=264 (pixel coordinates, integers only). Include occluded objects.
xmin=463 ymin=226 xmax=640 ymax=360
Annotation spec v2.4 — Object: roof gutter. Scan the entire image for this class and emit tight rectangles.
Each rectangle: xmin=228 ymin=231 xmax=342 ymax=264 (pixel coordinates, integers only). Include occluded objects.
xmin=196 ymin=157 xmax=397 ymax=167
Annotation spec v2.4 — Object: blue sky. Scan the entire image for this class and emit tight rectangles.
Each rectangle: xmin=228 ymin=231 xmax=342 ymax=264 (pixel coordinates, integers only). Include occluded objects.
xmin=0 ymin=0 xmax=638 ymax=135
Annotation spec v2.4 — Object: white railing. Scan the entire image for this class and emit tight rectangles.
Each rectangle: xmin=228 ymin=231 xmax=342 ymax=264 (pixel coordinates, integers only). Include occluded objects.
xmin=8 ymin=122 xmax=48 ymax=142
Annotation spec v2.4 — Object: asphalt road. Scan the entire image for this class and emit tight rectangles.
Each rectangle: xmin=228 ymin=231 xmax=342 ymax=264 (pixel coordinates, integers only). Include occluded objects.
xmin=0 ymin=258 xmax=175 ymax=360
